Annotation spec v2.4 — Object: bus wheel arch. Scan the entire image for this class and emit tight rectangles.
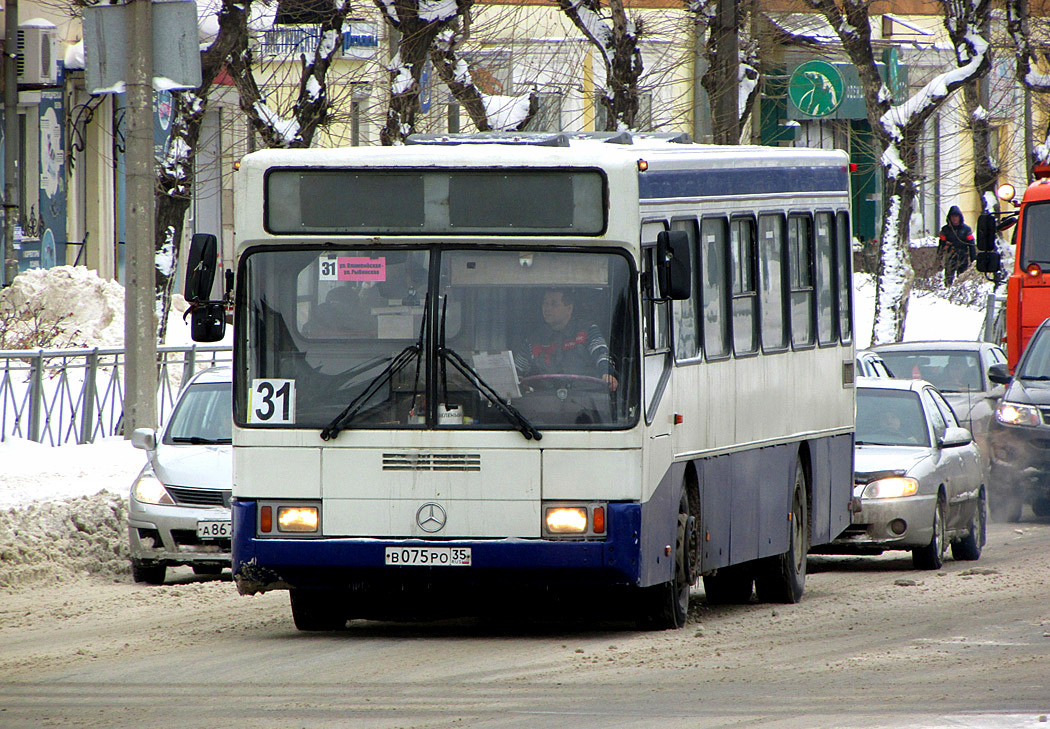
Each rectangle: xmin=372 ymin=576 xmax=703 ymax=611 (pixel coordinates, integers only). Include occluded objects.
xmin=683 ymin=463 xmax=702 ymax=584
xmin=636 ymin=480 xmax=693 ymax=630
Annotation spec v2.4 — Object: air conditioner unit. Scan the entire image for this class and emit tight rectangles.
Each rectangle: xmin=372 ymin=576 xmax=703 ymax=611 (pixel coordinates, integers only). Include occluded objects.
xmin=18 ymin=24 xmax=59 ymax=86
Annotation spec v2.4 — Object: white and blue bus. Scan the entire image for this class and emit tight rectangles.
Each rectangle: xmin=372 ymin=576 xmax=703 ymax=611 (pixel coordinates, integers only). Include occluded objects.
xmin=187 ymin=132 xmax=855 ymax=630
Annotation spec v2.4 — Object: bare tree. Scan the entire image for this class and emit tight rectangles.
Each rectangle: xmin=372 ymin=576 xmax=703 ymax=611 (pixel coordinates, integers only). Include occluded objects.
xmin=1006 ymin=0 xmax=1050 ymax=170
xmin=557 ymin=0 xmax=643 ymax=131
xmin=227 ymin=0 xmax=354 ymax=148
xmin=154 ymin=0 xmax=252 ymax=340
xmin=808 ymin=0 xmax=992 ymax=343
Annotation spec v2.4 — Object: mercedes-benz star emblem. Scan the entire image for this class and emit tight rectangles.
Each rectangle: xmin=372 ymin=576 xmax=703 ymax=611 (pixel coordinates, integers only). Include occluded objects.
xmin=416 ymin=502 xmax=447 ymax=533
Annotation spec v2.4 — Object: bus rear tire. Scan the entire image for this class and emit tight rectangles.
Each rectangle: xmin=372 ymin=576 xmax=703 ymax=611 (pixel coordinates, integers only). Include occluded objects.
xmin=290 ymin=589 xmax=348 ymax=631
xmin=636 ymin=491 xmax=691 ymax=630
xmin=754 ymin=460 xmax=808 ymax=604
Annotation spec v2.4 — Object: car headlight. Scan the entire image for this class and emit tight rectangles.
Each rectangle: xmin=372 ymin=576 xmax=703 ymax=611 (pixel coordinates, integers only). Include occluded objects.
xmin=996 ymin=401 xmax=1042 ymax=427
xmin=861 ymin=477 xmax=919 ymax=499
xmin=132 ymin=471 xmax=175 ymax=505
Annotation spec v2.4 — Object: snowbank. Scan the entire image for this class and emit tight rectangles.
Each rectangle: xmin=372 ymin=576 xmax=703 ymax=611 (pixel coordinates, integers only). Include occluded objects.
xmin=0 ymin=266 xmax=126 ymax=348
xmin=0 ymin=492 xmax=130 ymax=587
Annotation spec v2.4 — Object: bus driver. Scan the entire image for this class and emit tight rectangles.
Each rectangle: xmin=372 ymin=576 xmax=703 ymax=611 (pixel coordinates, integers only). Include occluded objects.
xmin=513 ymin=288 xmax=619 ymax=391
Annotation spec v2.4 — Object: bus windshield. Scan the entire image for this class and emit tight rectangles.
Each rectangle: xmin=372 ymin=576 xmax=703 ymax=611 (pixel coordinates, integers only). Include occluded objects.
xmin=239 ymin=247 xmax=639 ymax=431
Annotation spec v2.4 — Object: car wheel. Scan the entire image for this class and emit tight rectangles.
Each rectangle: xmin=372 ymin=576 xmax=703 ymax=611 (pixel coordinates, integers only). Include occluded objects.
xmin=703 ymin=565 xmax=754 ymax=605
xmin=1031 ymin=497 xmax=1050 ymax=518
xmin=192 ymin=564 xmax=224 ymax=576
xmin=289 ymin=589 xmax=347 ymax=631
xmin=951 ymin=490 xmax=986 ymax=561
xmin=754 ymin=460 xmax=809 ymax=604
xmin=131 ymin=561 xmax=166 ymax=585
xmin=636 ymin=490 xmax=691 ymax=630
xmin=913 ymin=497 xmax=946 ymax=570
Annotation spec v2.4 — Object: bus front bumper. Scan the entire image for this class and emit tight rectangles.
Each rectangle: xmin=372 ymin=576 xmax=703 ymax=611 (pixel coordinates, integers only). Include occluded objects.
xmin=230 ymin=500 xmax=643 ymax=596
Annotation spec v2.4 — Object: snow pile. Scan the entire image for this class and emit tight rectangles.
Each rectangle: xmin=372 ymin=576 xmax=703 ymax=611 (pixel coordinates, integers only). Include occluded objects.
xmin=0 ymin=492 xmax=130 ymax=587
xmin=0 ymin=266 xmax=126 ymax=348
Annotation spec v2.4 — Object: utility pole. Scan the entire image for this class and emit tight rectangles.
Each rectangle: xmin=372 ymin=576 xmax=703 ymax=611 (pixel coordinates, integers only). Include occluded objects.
xmin=124 ymin=0 xmax=157 ymax=434
xmin=2 ymin=0 xmax=18 ymax=287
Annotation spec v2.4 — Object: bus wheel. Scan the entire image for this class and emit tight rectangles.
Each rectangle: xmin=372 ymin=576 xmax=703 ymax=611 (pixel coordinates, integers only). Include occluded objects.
xmin=754 ymin=460 xmax=808 ymax=604
xmin=290 ymin=589 xmax=347 ymax=631
xmin=636 ymin=491 xmax=691 ymax=630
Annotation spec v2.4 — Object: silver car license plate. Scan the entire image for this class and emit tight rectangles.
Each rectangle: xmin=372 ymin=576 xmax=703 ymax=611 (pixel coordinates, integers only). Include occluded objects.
xmin=384 ymin=547 xmax=471 ymax=566
xmin=196 ymin=520 xmax=232 ymax=539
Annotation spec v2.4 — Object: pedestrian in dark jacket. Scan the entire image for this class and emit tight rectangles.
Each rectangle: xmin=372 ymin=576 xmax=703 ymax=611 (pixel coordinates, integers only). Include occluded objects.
xmin=938 ymin=205 xmax=976 ymax=286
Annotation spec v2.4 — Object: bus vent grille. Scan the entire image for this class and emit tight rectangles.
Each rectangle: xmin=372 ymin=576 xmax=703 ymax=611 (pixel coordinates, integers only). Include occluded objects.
xmin=382 ymin=453 xmax=482 ymax=472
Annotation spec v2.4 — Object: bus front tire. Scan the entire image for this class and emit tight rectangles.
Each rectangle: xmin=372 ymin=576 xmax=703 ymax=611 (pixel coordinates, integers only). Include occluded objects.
xmin=754 ymin=461 xmax=808 ymax=604
xmin=290 ymin=589 xmax=348 ymax=631
xmin=636 ymin=492 xmax=691 ymax=630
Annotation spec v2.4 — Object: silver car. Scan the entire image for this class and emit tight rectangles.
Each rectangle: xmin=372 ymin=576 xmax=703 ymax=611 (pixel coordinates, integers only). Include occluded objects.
xmin=822 ymin=377 xmax=987 ymax=569
xmin=128 ymin=366 xmax=232 ymax=584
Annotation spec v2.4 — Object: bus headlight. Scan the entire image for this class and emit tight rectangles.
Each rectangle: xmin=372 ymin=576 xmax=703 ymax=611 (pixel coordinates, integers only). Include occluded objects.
xmin=861 ymin=477 xmax=919 ymax=499
xmin=277 ymin=506 xmax=319 ymax=533
xmin=996 ymin=401 xmax=1042 ymax=427
xmin=542 ymin=502 xmax=607 ymax=538
xmin=546 ymin=507 xmax=588 ymax=534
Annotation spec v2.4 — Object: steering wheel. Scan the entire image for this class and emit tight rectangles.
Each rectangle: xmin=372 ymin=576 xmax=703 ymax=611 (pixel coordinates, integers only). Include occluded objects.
xmin=520 ymin=374 xmax=610 ymax=392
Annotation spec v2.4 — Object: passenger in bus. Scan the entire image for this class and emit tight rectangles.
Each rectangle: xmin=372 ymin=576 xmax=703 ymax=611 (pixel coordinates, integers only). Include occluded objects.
xmin=938 ymin=206 xmax=976 ymax=286
xmin=513 ymin=288 xmax=619 ymax=391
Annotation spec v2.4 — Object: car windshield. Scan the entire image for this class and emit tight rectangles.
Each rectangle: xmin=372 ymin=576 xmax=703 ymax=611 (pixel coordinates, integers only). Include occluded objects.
xmin=239 ymin=247 xmax=639 ymax=431
xmin=1017 ymin=326 xmax=1050 ymax=378
xmin=876 ymin=350 xmax=982 ymax=393
xmin=164 ymin=381 xmax=232 ymax=444
xmin=856 ymin=389 xmax=930 ymax=447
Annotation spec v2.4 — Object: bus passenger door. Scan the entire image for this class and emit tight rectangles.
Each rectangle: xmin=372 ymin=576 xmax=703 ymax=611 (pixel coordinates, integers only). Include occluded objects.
xmin=641 ymin=241 xmax=674 ymax=496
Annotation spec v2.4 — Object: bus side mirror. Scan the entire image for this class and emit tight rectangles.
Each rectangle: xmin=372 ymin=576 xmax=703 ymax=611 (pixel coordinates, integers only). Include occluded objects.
xmin=190 ymin=302 xmax=227 ymax=342
xmin=184 ymin=233 xmax=218 ymax=302
xmin=657 ymin=230 xmax=691 ymax=300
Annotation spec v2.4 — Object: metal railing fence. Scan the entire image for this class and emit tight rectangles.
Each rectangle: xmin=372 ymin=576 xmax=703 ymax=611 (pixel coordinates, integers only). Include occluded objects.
xmin=0 ymin=344 xmax=232 ymax=446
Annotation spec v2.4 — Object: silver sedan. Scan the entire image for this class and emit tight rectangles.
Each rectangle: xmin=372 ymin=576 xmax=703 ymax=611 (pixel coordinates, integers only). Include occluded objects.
xmin=127 ymin=366 xmax=232 ymax=584
xmin=820 ymin=377 xmax=987 ymax=569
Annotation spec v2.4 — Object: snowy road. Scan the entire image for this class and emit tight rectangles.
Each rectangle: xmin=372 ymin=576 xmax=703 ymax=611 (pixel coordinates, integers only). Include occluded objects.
xmin=1 ymin=521 xmax=1049 ymax=728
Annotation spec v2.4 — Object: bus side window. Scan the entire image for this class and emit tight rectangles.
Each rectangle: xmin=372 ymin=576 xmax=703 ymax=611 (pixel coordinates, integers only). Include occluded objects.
xmin=731 ymin=217 xmax=758 ymax=355
xmin=836 ymin=211 xmax=853 ymax=344
xmin=701 ymin=217 xmax=731 ymax=360
xmin=789 ymin=213 xmax=815 ymax=348
xmin=815 ymin=212 xmax=836 ymax=346
xmin=671 ymin=218 xmax=701 ymax=362
xmin=758 ymin=213 xmax=788 ymax=352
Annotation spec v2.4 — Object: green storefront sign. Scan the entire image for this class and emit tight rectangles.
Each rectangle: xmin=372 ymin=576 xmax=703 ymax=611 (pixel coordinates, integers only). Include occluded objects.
xmin=788 ymin=60 xmax=845 ymax=118
xmin=786 ymin=53 xmax=907 ymax=120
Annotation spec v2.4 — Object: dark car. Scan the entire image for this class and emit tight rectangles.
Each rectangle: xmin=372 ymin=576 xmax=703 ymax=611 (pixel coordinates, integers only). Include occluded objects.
xmin=987 ymin=320 xmax=1050 ymax=521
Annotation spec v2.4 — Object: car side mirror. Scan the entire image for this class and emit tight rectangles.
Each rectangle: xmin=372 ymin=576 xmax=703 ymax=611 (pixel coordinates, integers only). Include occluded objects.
xmin=131 ymin=427 xmax=157 ymax=451
xmin=656 ymin=230 xmax=691 ymax=300
xmin=988 ymin=362 xmax=1012 ymax=385
xmin=939 ymin=426 xmax=973 ymax=448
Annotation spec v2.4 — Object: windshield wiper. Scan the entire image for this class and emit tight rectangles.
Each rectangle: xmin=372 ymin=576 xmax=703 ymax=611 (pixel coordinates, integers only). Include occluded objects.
xmin=171 ymin=436 xmax=231 ymax=445
xmin=320 ymin=297 xmax=429 ymax=441
xmin=1018 ymin=374 xmax=1050 ymax=381
xmin=436 ymin=297 xmax=541 ymax=441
